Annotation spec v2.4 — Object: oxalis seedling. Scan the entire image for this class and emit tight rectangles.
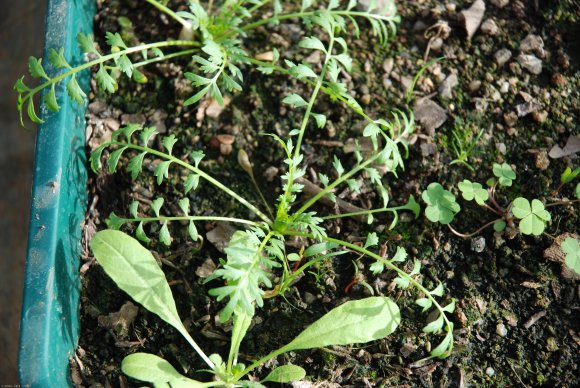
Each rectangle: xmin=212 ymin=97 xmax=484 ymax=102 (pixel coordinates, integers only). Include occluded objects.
xmin=22 ymin=0 xmax=457 ymax=384
xmin=422 ymin=163 xmax=580 ymax=275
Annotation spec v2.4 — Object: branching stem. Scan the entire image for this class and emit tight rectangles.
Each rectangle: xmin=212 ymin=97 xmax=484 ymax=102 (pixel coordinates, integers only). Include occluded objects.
xmin=108 ymin=141 xmax=273 ymax=225
xmin=145 ymin=0 xmax=192 ymax=28
xmin=21 ymin=40 xmax=199 ymax=109
xmin=117 ymin=215 xmax=259 ymax=226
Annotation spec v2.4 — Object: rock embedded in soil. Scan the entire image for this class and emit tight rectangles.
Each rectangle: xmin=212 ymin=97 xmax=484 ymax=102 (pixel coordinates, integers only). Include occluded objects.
xmin=534 ymin=149 xmax=550 ymax=170
xmin=459 ymin=0 xmax=486 ymax=39
xmin=470 ymin=237 xmax=486 ymax=253
xmin=414 ymin=97 xmax=448 ymax=134
xmin=519 ymin=34 xmax=544 ymax=55
xmin=515 ymin=100 xmax=542 ymax=117
xmin=480 ymin=18 xmax=499 ymax=35
xmin=517 ymin=54 xmax=542 ymax=75
xmin=439 ymin=72 xmax=459 ymax=99
xmin=496 ymin=322 xmax=508 ymax=337
xmin=548 ymin=135 xmax=580 ymax=158
xmin=494 ymin=48 xmax=512 ymax=67
xmin=491 ymin=0 xmax=509 ymax=8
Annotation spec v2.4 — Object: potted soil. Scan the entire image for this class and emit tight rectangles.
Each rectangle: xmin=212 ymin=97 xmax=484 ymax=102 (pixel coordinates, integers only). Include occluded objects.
xmin=18 ymin=0 xmax=579 ymax=386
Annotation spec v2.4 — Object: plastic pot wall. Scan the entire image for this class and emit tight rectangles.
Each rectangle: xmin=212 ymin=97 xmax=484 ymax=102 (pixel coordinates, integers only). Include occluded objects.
xmin=19 ymin=0 xmax=95 ymax=385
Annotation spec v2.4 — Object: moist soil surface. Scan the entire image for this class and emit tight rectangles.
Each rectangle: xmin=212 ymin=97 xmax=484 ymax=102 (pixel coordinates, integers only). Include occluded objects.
xmin=73 ymin=1 xmax=579 ymax=387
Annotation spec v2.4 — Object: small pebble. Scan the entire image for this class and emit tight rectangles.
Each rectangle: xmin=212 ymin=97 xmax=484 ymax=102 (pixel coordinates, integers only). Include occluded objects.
xmin=496 ymin=322 xmax=508 ymax=337
xmin=494 ymin=48 xmax=512 ymax=67
xmin=504 ymin=111 xmax=518 ymax=126
xmin=532 ymin=110 xmax=548 ymax=123
xmin=469 ymin=80 xmax=482 ymax=92
xmin=430 ymin=37 xmax=444 ymax=51
xmin=535 ymin=150 xmax=550 ymax=170
xmin=500 ymin=81 xmax=509 ymax=94
xmin=519 ymin=34 xmax=544 ymax=54
xmin=517 ymin=54 xmax=542 ymax=75
xmin=471 ymin=237 xmax=486 ymax=253
xmin=491 ymin=0 xmax=509 ymax=7
xmin=480 ymin=19 xmax=499 ymax=35
xmin=496 ymin=142 xmax=507 ymax=155
xmin=486 ymin=367 xmax=495 ymax=377
xmin=551 ymin=73 xmax=567 ymax=87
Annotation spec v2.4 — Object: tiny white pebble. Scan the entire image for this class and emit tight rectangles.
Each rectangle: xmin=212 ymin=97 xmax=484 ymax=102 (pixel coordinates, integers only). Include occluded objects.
xmin=486 ymin=367 xmax=495 ymax=376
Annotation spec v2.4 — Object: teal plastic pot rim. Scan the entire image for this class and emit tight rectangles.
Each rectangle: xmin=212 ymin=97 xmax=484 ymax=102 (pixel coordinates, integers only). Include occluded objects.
xmin=19 ymin=0 xmax=95 ymax=386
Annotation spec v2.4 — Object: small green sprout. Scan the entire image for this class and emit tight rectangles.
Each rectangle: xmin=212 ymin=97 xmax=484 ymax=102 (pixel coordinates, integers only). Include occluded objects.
xmin=576 ymin=183 xmax=580 ymax=199
xmin=561 ymin=167 xmax=580 ymax=185
xmin=561 ymin=237 xmax=580 ymax=275
xmin=493 ymin=163 xmax=516 ymax=187
xmin=458 ymin=179 xmax=489 ymax=205
xmin=511 ymin=198 xmax=551 ymax=236
xmin=422 ymin=183 xmax=460 ymax=225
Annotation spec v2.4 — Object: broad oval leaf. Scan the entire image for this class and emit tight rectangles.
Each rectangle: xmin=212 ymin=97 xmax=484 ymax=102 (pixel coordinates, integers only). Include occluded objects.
xmin=90 ymin=230 xmax=183 ymax=332
xmin=283 ymin=297 xmax=400 ymax=351
xmin=121 ymin=353 xmax=203 ymax=386
xmin=262 ymin=365 xmax=306 ymax=383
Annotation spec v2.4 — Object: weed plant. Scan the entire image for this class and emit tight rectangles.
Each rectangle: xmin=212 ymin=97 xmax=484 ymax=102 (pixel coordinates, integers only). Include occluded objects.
xmin=18 ymin=0 xmax=459 ymax=385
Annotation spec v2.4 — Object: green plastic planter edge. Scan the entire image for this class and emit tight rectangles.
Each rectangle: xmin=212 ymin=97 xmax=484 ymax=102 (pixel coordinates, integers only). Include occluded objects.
xmin=19 ymin=0 xmax=95 ymax=385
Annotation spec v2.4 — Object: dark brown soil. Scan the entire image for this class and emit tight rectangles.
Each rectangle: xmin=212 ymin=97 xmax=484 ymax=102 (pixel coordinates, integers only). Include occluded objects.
xmin=74 ymin=1 xmax=579 ymax=387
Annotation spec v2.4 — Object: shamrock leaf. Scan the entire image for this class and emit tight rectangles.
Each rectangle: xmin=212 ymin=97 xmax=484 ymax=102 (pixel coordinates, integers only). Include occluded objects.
xmin=458 ymin=180 xmax=489 ymax=205
xmin=511 ymin=198 xmax=551 ymax=236
xmin=493 ymin=163 xmax=516 ymax=187
xmin=422 ymin=183 xmax=460 ymax=225
xmin=561 ymin=237 xmax=580 ymax=275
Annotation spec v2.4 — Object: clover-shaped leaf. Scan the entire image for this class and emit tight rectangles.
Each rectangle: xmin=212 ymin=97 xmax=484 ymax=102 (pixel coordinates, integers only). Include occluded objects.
xmin=422 ymin=183 xmax=460 ymax=225
xmin=458 ymin=180 xmax=489 ymax=205
xmin=511 ymin=198 xmax=551 ymax=236
xmin=493 ymin=163 xmax=516 ymax=187
xmin=561 ymin=237 xmax=580 ymax=275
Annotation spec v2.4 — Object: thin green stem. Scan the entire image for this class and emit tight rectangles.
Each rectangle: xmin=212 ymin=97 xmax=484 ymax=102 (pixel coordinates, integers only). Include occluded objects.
xmin=294 ymin=34 xmax=334 ymax=159
xmin=293 ymin=151 xmax=381 ymax=218
xmin=277 ymin=34 xmax=334 ymax=221
xmin=247 ymin=57 xmax=374 ymax=124
xmin=145 ymin=0 xmax=191 ymax=28
xmin=22 ymin=40 xmax=199 ymax=107
xmin=241 ymin=10 xmax=396 ymax=31
xmin=110 ymin=141 xmax=273 ymax=225
xmin=248 ymin=170 xmax=275 ymax=219
xmin=119 ymin=215 xmax=259 ymax=226
xmin=321 ymin=203 xmax=408 ymax=221
xmin=131 ymin=48 xmax=198 ymax=68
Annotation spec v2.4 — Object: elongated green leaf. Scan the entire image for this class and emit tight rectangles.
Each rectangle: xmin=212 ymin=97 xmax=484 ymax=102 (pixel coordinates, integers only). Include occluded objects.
xmin=121 ymin=353 xmax=204 ymax=386
xmin=90 ymin=230 xmax=184 ymax=332
xmin=27 ymin=98 xmax=43 ymax=124
xmin=282 ymin=93 xmax=307 ymax=108
xmin=282 ymin=297 xmax=400 ymax=351
xmin=43 ymin=84 xmax=59 ymax=112
xmin=262 ymin=365 xmax=306 ymax=383
xmin=159 ymin=222 xmax=171 ymax=246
